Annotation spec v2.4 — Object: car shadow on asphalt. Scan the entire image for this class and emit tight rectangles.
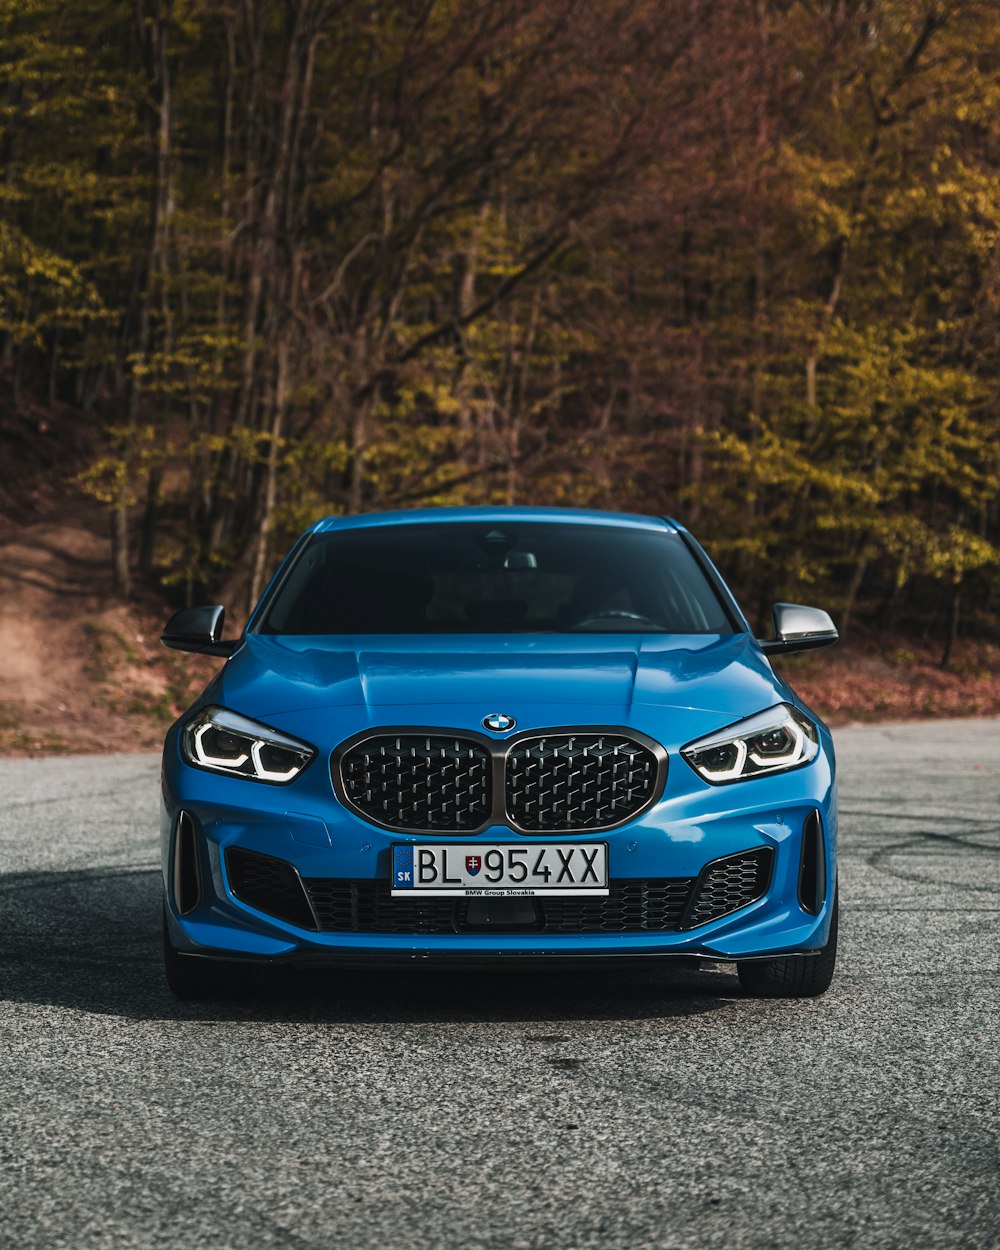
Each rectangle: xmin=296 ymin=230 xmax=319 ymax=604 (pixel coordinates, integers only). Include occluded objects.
xmin=0 ymin=866 xmax=739 ymax=1024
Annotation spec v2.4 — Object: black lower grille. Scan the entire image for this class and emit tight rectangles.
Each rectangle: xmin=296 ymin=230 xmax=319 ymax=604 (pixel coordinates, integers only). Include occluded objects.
xmin=303 ymin=877 xmax=695 ymax=934
xmin=226 ymin=847 xmax=772 ymax=935
xmin=539 ymin=879 xmax=693 ymax=932
xmin=226 ymin=847 xmax=317 ymax=930
xmin=506 ymin=733 xmax=661 ymax=832
xmin=681 ymin=847 xmax=773 ymax=928
xmin=336 ymin=734 xmax=492 ymax=832
xmin=305 ymin=877 xmax=459 ymax=934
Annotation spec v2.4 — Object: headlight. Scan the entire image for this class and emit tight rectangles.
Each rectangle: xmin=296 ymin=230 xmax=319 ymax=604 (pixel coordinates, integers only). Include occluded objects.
xmin=181 ymin=706 xmax=315 ymax=784
xmin=681 ymin=704 xmax=818 ymax=784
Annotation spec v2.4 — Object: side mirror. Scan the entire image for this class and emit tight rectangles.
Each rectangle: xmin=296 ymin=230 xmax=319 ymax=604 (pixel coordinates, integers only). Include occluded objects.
xmin=161 ymin=604 xmax=239 ymax=657
xmin=758 ymin=602 xmax=839 ymax=656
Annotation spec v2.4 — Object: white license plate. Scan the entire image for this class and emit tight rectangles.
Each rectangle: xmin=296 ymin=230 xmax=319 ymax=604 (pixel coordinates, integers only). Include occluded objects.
xmin=391 ymin=843 xmax=609 ymax=897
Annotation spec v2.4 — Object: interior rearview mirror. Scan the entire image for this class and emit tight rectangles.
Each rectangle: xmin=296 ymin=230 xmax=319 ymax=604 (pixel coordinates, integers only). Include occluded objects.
xmin=758 ymin=602 xmax=839 ymax=656
xmin=161 ymin=604 xmax=240 ymax=657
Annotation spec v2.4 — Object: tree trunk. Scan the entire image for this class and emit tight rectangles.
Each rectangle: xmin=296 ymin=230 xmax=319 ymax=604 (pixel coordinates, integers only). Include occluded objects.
xmin=248 ymin=342 xmax=288 ymax=612
xmin=111 ymin=496 xmax=130 ymax=598
xmin=113 ymin=0 xmax=174 ymax=599
xmin=940 ymin=582 xmax=962 ymax=669
xmin=506 ymin=284 xmax=542 ymax=505
xmin=139 ymin=461 xmax=162 ymax=579
xmin=346 ymin=397 xmax=369 ymax=513
xmin=456 ymin=199 xmax=490 ymax=463
xmin=839 ymin=551 xmax=868 ymax=640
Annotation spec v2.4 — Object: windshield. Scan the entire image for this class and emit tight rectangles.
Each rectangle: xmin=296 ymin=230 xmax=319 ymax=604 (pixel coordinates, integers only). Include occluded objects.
xmin=257 ymin=522 xmax=735 ymax=635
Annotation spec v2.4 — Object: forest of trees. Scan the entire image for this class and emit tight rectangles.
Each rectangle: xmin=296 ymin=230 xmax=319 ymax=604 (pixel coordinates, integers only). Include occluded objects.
xmin=1 ymin=0 xmax=999 ymax=652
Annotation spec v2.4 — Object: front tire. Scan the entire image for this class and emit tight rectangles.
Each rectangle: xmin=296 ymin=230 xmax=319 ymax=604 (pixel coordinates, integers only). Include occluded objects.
xmin=163 ymin=906 xmax=249 ymax=1000
xmin=737 ymin=893 xmax=838 ymax=999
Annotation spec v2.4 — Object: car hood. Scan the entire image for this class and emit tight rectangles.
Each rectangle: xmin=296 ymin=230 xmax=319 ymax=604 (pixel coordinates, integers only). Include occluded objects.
xmin=218 ymin=633 xmax=781 ymax=721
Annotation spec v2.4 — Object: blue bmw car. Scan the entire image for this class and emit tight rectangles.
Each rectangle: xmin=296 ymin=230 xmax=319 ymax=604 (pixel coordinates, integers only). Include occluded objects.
xmin=160 ymin=507 xmax=839 ymax=999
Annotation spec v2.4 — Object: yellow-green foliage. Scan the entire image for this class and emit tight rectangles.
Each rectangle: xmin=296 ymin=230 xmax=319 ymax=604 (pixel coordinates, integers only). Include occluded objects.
xmin=1 ymin=0 xmax=998 ymax=632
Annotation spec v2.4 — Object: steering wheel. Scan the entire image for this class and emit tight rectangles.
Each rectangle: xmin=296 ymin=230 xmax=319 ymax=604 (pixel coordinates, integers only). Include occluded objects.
xmin=571 ymin=609 xmax=660 ymax=628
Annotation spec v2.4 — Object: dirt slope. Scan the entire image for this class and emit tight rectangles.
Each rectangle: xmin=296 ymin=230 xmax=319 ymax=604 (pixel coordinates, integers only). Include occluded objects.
xmin=0 ymin=491 xmax=997 ymax=756
xmin=0 ymin=497 xmax=217 ymax=755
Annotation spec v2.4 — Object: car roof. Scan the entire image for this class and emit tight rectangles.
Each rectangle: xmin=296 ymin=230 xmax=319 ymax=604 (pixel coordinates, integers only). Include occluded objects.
xmin=312 ymin=506 xmax=679 ymax=534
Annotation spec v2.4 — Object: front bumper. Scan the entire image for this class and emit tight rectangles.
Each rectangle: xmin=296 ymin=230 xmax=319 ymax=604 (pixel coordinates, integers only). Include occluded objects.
xmin=161 ymin=726 xmax=837 ymax=966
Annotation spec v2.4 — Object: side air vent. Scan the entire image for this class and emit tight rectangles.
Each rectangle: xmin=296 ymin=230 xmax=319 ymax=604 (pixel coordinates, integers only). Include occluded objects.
xmin=172 ymin=811 xmax=201 ymax=916
xmin=798 ymin=810 xmax=826 ymax=915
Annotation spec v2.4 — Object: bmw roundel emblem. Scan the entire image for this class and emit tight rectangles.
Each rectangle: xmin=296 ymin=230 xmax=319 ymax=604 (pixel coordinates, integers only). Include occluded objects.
xmin=483 ymin=712 xmax=516 ymax=732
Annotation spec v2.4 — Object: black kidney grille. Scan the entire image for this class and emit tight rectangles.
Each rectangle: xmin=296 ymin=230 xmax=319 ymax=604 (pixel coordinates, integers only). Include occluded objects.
xmin=681 ymin=847 xmax=773 ymax=929
xmin=302 ymin=877 xmax=696 ymax=934
xmin=506 ymin=734 xmax=659 ymax=831
xmin=339 ymin=735 xmax=492 ymax=831
xmin=226 ymin=847 xmax=317 ymax=930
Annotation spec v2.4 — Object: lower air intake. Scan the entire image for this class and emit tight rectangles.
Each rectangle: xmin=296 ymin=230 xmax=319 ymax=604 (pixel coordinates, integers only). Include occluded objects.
xmin=303 ymin=878 xmax=695 ymax=934
xmin=225 ymin=846 xmax=772 ymax=935
xmin=226 ymin=847 xmax=317 ymax=930
xmin=681 ymin=847 xmax=773 ymax=929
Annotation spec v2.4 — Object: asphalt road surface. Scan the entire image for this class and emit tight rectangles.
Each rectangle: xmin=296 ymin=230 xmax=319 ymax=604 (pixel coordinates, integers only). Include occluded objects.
xmin=1 ymin=720 xmax=997 ymax=1250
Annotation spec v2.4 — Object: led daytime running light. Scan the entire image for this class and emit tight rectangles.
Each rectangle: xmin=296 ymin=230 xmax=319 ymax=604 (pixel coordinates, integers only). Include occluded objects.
xmin=682 ymin=704 xmax=818 ymax=785
xmin=699 ymin=738 xmax=747 ymax=783
xmin=748 ymin=721 xmax=805 ymax=770
xmin=182 ymin=706 xmax=314 ymax=785
xmin=249 ymin=739 xmax=302 ymax=783
xmin=192 ymin=723 xmax=249 ymax=770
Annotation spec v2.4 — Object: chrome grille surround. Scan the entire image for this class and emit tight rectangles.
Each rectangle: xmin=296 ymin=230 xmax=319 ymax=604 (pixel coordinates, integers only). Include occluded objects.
xmin=332 ymin=726 xmax=667 ymax=835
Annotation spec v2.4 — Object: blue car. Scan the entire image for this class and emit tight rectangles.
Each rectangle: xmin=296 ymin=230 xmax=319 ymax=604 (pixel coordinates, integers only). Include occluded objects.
xmin=160 ymin=507 xmax=839 ymax=999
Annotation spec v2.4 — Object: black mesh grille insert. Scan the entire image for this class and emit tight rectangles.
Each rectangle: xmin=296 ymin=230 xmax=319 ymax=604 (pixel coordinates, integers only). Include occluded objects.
xmin=226 ymin=847 xmax=317 ymax=930
xmin=226 ymin=845 xmax=771 ymax=935
xmin=538 ymin=879 xmax=693 ymax=933
xmin=306 ymin=878 xmax=460 ymax=934
xmin=338 ymin=735 xmax=492 ymax=831
xmin=506 ymin=733 xmax=659 ymax=831
xmin=302 ymin=878 xmax=695 ymax=934
xmin=682 ymin=847 xmax=773 ymax=929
